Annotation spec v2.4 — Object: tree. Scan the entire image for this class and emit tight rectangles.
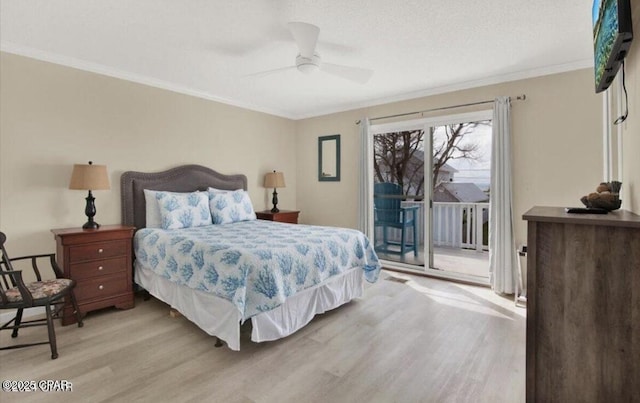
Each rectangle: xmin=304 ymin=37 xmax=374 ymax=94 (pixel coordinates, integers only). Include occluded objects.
xmin=373 ymin=130 xmax=424 ymax=197
xmin=373 ymin=121 xmax=487 ymax=197
xmin=432 ymin=122 xmax=486 ymax=187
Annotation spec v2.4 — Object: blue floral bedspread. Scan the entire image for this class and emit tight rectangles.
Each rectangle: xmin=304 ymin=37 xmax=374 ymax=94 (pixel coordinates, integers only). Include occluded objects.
xmin=134 ymin=220 xmax=380 ymax=320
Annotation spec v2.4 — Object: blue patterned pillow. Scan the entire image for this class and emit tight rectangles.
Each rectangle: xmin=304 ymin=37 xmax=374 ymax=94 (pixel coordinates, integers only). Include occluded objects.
xmin=144 ymin=189 xmax=194 ymax=228
xmin=208 ymin=189 xmax=256 ymax=224
xmin=156 ymin=191 xmax=212 ymax=230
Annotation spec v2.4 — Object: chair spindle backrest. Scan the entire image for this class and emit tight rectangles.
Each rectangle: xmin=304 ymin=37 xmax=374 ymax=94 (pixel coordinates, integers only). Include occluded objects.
xmin=374 ymin=182 xmax=403 ymax=223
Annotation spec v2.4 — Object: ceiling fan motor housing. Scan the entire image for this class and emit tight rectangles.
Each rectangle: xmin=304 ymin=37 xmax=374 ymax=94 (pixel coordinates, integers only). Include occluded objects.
xmin=296 ymin=53 xmax=321 ymax=74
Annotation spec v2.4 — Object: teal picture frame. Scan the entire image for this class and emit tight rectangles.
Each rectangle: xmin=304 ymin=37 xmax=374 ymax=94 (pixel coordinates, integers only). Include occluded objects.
xmin=318 ymin=134 xmax=341 ymax=182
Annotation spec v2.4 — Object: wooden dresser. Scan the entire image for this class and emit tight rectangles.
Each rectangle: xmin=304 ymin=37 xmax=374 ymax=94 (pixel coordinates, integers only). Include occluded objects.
xmin=51 ymin=225 xmax=136 ymax=325
xmin=523 ymin=207 xmax=640 ymax=402
xmin=255 ymin=210 xmax=300 ymax=224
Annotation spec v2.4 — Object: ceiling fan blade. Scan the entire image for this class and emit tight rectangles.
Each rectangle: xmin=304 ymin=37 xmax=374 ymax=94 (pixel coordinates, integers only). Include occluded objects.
xmin=243 ymin=65 xmax=297 ymax=78
xmin=287 ymin=22 xmax=320 ymax=58
xmin=321 ymin=62 xmax=373 ymax=84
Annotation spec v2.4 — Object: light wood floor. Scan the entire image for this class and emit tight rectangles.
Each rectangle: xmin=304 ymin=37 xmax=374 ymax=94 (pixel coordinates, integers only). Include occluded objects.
xmin=0 ymin=271 xmax=525 ymax=403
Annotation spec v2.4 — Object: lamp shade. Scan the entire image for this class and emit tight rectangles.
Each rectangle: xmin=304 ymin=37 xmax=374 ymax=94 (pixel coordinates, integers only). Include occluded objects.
xmin=264 ymin=171 xmax=285 ymax=188
xmin=69 ymin=162 xmax=110 ymax=190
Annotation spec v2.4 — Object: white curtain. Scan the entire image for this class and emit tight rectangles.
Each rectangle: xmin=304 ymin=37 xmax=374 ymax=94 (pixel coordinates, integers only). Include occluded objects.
xmin=489 ymin=97 xmax=517 ymax=294
xmin=358 ymin=118 xmax=373 ymax=238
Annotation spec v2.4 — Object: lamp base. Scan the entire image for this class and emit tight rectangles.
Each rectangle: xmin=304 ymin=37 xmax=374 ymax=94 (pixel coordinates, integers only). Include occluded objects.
xmin=82 ymin=190 xmax=100 ymax=230
xmin=82 ymin=220 xmax=100 ymax=230
xmin=271 ymin=189 xmax=279 ymax=213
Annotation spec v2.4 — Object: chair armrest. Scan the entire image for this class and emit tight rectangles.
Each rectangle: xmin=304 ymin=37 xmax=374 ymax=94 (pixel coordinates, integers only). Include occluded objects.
xmin=8 ymin=254 xmax=62 ymax=281
xmin=0 ymin=269 xmax=34 ymax=306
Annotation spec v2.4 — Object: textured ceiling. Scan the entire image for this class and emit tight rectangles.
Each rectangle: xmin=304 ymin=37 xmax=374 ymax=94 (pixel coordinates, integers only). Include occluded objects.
xmin=0 ymin=0 xmax=594 ymax=119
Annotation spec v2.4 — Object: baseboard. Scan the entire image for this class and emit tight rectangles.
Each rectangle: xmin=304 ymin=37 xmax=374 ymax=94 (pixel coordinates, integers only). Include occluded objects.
xmin=0 ymin=307 xmax=45 ymax=323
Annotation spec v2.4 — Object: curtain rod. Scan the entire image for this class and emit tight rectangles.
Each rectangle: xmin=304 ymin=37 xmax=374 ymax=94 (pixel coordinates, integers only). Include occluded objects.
xmin=355 ymin=94 xmax=526 ymax=124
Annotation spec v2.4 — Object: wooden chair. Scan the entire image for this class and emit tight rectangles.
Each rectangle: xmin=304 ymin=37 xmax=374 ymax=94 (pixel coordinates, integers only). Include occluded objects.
xmin=0 ymin=231 xmax=83 ymax=359
xmin=373 ymin=182 xmax=420 ymax=256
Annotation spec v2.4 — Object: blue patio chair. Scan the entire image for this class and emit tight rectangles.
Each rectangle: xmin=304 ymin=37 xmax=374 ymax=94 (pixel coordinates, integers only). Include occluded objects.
xmin=373 ymin=182 xmax=419 ymax=256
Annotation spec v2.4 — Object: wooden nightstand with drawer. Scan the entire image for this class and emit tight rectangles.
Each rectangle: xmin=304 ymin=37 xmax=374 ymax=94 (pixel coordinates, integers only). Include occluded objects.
xmin=255 ymin=210 xmax=300 ymax=224
xmin=51 ymin=225 xmax=135 ymax=325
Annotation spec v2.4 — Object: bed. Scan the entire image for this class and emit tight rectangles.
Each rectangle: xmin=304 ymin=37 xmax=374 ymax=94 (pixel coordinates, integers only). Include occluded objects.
xmin=121 ymin=165 xmax=381 ymax=350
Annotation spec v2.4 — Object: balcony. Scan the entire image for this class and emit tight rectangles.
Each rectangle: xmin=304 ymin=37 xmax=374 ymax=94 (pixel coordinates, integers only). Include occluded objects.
xmin=374 ymin=201 xmax=489 ymax=278
xmin=431 ymin=201 xmax=489 ymax=251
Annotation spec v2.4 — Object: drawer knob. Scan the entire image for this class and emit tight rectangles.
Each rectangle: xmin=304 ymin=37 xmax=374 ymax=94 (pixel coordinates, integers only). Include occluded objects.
xmin=98 ymin=285 xmax=104 ymax=290
xmin=98 ymin=248 xmax=104 ymax=254
xmin=98 ymin=266 xmax=104 ymax=271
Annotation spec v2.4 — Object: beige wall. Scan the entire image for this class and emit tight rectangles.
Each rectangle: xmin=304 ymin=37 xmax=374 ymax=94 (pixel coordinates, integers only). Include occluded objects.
xmin=3 ymin=44 xmax=636 ymax=268
xmin=618 ymin=0 xmax=640 ymax=214
xmin=0 ymin=53 xmax=296 ymax=257
xmin=295 ymin=69 xmax=604 ymax=250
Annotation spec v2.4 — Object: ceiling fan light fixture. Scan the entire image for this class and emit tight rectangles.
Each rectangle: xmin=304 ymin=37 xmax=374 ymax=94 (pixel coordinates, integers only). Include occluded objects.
xmin=296 ymin=54 xmax=320 ymax=74
xmin=297 ymin=63 xmax=318 ymax=74
xmin=251 ymin=23 xmax=372 ymax=83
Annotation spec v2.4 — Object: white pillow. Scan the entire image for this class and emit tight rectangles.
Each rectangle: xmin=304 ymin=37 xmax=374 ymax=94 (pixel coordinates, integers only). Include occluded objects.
xmin=207 ymin=187 xmax=232 ymax=194
xmin=156 ymin=191 xmax=212 ymax=230
xmin=208 ymin=189 xmax=256 ymax=224
xmin=143 ymin=189 xmax=163 ymax=228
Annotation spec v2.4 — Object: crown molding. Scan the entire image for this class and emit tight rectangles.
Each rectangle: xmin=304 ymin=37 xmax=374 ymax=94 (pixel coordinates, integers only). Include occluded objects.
xmin=294 ymin=59 xmax=594 ymax=119
xmin=0 ymin=42 xmax=297 ymax=120
xmin=2 ymin=42 xmax=592 ymax=121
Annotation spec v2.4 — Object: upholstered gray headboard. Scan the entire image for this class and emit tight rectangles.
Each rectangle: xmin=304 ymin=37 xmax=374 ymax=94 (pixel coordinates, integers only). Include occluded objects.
xmin=120 ymin=164 xmax=248 ymax=230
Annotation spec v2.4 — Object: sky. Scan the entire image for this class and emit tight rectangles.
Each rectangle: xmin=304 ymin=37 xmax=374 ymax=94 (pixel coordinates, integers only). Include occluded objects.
xmin=432 ymin=122 xmax=492 ymax=189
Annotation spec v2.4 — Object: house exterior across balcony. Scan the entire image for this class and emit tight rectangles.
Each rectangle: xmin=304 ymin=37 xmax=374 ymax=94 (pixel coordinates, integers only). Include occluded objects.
xmin=433 ymin=182 xmax=489 ymax=204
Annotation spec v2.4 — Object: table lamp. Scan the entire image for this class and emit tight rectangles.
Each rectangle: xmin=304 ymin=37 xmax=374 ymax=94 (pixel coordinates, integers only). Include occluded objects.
xmin=264 ymin=171 xmax=285 ymax=213
xmin=69 ymin=161 xmax=111 ymax=229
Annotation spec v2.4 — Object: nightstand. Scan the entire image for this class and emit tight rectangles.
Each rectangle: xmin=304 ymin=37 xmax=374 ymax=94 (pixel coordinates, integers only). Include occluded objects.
xmin=51 ymin=225 xmax=135 ymax=325
xmin=255 ymin=210 xmax=300 ymax=224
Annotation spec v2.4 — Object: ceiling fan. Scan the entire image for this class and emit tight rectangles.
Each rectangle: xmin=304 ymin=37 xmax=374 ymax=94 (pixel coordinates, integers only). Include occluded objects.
xmin=249 ymin=22 xmax=374 ymax=84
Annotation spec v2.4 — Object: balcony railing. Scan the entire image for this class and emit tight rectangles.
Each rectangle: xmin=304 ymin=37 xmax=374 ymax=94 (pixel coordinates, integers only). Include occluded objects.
xmin=375 ymin=200 xmax=489 ymax=252
xmin=432 ymin=202 xmax=489 ymax=251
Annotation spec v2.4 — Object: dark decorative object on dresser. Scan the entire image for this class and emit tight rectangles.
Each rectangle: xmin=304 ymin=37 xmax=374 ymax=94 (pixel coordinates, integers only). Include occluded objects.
xmin=579 ymin=180 xmax=622 ymax=211
xmin=256 ymin=210 xmax=300 ymax=224
xmin=523 ymin=206 xmax=640 ymax=402
xmin=51 ymin=225 xmax=135 ymax=325
xmin=68 ymin=161 xmax=111 ymax=229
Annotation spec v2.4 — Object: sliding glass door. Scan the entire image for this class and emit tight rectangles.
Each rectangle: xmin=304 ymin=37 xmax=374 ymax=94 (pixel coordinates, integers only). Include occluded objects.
xmin=370 ymin=111 xmax=492 ymax=283
xmin=430 ymin=118 xmax=491 ymax=281
xmin=372 ymin=128 xmax=426 ymax=266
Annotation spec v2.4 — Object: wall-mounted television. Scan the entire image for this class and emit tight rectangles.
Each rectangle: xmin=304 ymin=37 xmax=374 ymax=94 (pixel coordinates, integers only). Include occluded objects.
xmin=593 ymin=0 xmax=633 ymax=93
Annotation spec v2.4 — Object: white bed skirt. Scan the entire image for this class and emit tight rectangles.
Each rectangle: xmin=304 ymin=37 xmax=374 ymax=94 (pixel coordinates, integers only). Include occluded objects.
xmin=135 ymin=264 xmax=364 ymax=350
